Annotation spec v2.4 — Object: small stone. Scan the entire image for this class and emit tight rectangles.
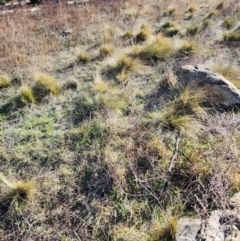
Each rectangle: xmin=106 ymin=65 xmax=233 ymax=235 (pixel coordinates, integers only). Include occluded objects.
xmin=230 ymin=192 xmax=240 ymax=209
xmin=176 ymin=217 xmax=201 ymax=241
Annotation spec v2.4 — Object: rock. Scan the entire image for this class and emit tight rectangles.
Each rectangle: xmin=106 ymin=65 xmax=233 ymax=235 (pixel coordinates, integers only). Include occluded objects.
xmin=67 ymin=1 xmax=74 ymax=5
xmin=62 ymin=28 xmax=73 ymax=36
xmin=30 ymin=7 xmax=40 ymax=12
xmin=176 ymin=217 xmax=201 ymax=241
xmin=0 ymin=10 xmax=14 ymax=15
xmin=229 ymin=192 xmax=240 ymax=209
xmin=202 ymin=210 xmax=224 ymax=241
xmin=177 ymin=65 xmax=240 ymax=108
xmin=62 ymin=80 xmax=78 ymax=90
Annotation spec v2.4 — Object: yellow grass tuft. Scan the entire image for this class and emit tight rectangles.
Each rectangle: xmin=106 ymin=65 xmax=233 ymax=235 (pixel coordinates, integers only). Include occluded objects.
xmin=187 ymin=4 xmax=197 ymax=13
xmin=0 ymin=173 xmax=35 ymax=200
xmin=135 ymin=23 xmax=152 ymax=42
xmin=0 ymin=75 xmax=11 ymax=89
xmin=32 ymin=73 xmax=60 ymax=101
xmin=76 ymin=48 xmax=90 ymax=63
xmin=107 ymin=53 xmax=144 ymax=75
xmin=93 ymin=74 xmax=110 ymax=92
xmin=222 ymin=18 xmax=235 ymax=29
xmin=20 ymin=85 xmax=35 ymax=104
xmin=223 ymin=30 xmax=240 ymax=42
xmin=99 ymin=43 xmax=114 ymax=58
xmin=186 ymin=25 xmax=198 ymax=35
xmin=178 ymin=41 xmax=197 ymax=56
xmin=130 ymin=34 xmax=174 ymax=61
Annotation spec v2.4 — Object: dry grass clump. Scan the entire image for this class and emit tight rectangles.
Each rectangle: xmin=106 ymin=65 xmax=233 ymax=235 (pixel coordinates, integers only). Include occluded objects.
xmin=186 ymin=25 xmax=198 ymax=35
xmin=202 ymin=19 xmax=211 ymax=29
xmin=93 ymin=74 xmax=111 ymax=93
xmin=32 ymin=73 xmax=60 ymax=101
xmin=0 ymin=173 xmax=35 ymax=201
xmin=206 ymin=9 xmax=218 ymax=19
xmin=106 ymin=54 xmax=144 ymax=76
xmin=177 ymin=41 xmax=197 ymax=56
xmin=161 ymin=20 xmax=180 ymax=37
xmin=216 ymin=1 xmax=224 ymax=10
xmin=135 ymin=23 xmax=152 ymax=43
xmin=130 ymin=34 xmax=174 ymax=61
xmin=223 ymin=30 xmax=240 ymax=42
xmin=187 ymin=4 xmax=197 ymax=13
xmin=76 ymin=48 xmax=90 ymax=63
xmin=163 ymin=7 xmax=177 ymax=17
xmin=222 ymin=18 xmax=235 ymax=29
xmin=147 ymin=106 xmax=199 ymax=132
xmin=122 ymin=30 xmax=134 ymax=39
xmin=0 ymin=75 xmax=11 ymax=89
xmin=148 ymin=215 xmax=178 ymax=241
xmin=20 ymin=85 xmax=35 ymax=104
xmin=99 ymin=43 xmax=114 ymax=58
xmin=146 ymin=85 xmax=206 ymax=132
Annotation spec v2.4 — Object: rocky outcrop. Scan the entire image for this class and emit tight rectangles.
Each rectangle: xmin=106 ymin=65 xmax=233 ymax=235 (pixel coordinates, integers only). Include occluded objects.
xmin=177 ymin=65 xmax=240 ymax=108
xmin=176 ymin=192 xmax=240 ymax=241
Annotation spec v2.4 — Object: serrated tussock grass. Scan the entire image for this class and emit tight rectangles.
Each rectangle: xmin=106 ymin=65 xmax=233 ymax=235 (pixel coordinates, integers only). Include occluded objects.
xmin=223 ymin=30 xmax=240 ymax=42
xmin=76 ymin=48 xmax=90 ymax=63
xmin=99 ymin=43 xmax=114 ymax=58
xmin=186 ymin=25 xmax=198 ymax=36
xmin=20 ymin=85 xmax=35 ymax=104
xmin=0 ymin=173 xmax=35 ymax=201
xmin=104 ymin=53 xmax=145 ymax=77
xmin=135 ymin=23 xmax=152 ymax=43
xmin=177 ymin=41 xmax=197 ymax=56
xmin=0 ymin=75 xmax=11 ymax=89
xmin=130 ymin=34 xmax=174 ymax=61
xmin=187 ymin=4 xmax=197 ymax=13
xmin=32 ymin=73 xmax=60 ymax=101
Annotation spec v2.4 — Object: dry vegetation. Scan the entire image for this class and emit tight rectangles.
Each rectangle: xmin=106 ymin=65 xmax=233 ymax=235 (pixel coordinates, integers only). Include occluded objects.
xmin=0 ymin=0 xmax=240 ymax=240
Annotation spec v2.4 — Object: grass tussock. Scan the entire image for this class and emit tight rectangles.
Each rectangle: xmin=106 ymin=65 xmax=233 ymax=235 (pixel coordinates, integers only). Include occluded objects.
xmin=178 ymin=41 xmax=197 ymax=56
xmin=186 ymin=25 xmax=198 ymax=35
xmin=0 ymin=173 xmax=35 ymax=200
xmin=130 ymin=34 xmax=174 ymax=61
xmin=222 ymin=18 xmax=235 ymax=29
xmin=105 ymin=53 xmax=145 ymax=76
xmin=223 ymin=30 xmax=240 ymax=42
xmin=76 ymin=48 xmax=90 ymax=63
xmin=20 ymin=85 xmax=35 ymax=104
xmin=216 ymin=1 xmax=224 ymax=10
xmin=99 ymin=43 xmax=114 ymax=58
xmin=149 ymin=215 xmax=178 ymax=241
xmin=135 ymin=23 xmax=152 ymax=42
xmin=161 ymin=21 xmax=180 ymax=37
xmin=187 ymin=4 xmax=197 ymax=13
xmin=206 ymin=9 xmax=218 ymax=19
xmin=32 ymin=73 xmax=60 ymax=101
xmin=163 ymin=7 xmax=176 ymax=17
xmin=0 ymin=75 xmax=11 ymax=89
xmin=122 ymin=30 xmax=134 ymax=39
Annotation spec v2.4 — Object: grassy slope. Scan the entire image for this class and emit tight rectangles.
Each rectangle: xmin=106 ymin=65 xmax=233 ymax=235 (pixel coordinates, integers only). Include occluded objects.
xmin=0 ymin=0 xmax=240 ymax=240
